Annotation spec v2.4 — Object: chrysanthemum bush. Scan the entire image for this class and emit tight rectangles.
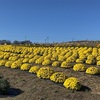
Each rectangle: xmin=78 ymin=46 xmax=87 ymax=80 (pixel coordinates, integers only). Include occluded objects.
xmin=35 ymin=57 xmax=44 ymax=64
xmin=29 ymin=66 xmax=40 ymax=74
xmin=63 ymin=77 xmax=82 ymax=90
xmin=73 ymin=64 xmax=86 ymax=72
xmin=66 ymin=56 xmax=76 ymax=63
xmin=20 ymin=63 xmax=31 ymax=71
xmin=86 ymin=67 xmax=100 ymax=75
xmin=8 ymin=56 xmax=19 ymax=61
xmin=85 ymin=55 xmax=96 ymax=65
xmin=0 ymin=60 xmax=7 ymax=66
xmin=11 ymin=60 xmax=22 ymax=69
xmin=52 ymin=61 xmax=61 ymax=67
xmin=0 ymin=55 xmax=4 ymax=59
xmin=23 ymin=58 xmax=30 ymax=63
xmin=5 ymin=60 xmax=14 ymax=68
xmin=37 ymin=67 xmax=54 ymax=79
xmin=42 ymin=59 xmax=51 ymax=66
xmin=96 ymin=61 xmax=100 ymax=66
xmin=76 ymin=58 xmax=85 ymax=63
xmin=3 ymin=54 xmax=10 ymax=60
xmin=29 ymin=55 xmax=40 ymax=63
xmin=96 ymin=56 xmax=100 ymax=61
xmin=58 ymin=56 xmax=66 ymax=61
xmin=50 ymin=72 xmax=67 ymax=83
xmin=61 ymin=61 xmax=73 ymax=68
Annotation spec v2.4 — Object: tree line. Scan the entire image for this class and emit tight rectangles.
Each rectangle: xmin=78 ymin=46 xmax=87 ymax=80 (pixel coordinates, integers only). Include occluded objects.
xmin=0 ymin=40 xmax=32 ymax=45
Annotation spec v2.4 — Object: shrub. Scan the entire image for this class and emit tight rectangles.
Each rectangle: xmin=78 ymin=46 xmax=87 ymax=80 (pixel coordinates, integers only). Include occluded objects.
xmin=97 ymin=61 xmax=100 ymax=66
xmin=61 ymin=61 xmax=72 ymax=68
xmin=29 ymin=66 xmax=40 ymax=74
xmin=5 ymin=61 xmax=14 ymax=68
xmin=0 ymin=76 xmax=10 ymax=95
xmin=96 ymin=56 xmax=100 ymax=61
xmin=86 ymin=67 xmax=100 ymax=75
xmin=20 ymin=63 xmax=31 ymax=71
xmin=66 ymin=56 xmax=76 ymax=63
xmin=0 ymin=55 xmax=4 ymax=59
xmin=23 ymin=58 xmax=29 ymax=63
xmin=0 ymin=60 xmax=7 ymax=66
xmin=3 ymin=55 xmax=10 ymax=60
xmin=42 ymin=59 xmax=51 ymax=66
xmin=58 ymin=56 xmax=66 ymax=61
xmin=63 ymin=77 xmax=81 ymax=90
xmin=11 ymin=60 xmax=22 ymax=69
xmin=50 ymin=72 xmax=66 ymax=83
xmin=52 ymin=61 xmax=61 ymax=67
xmin=8 ymin=56 xmax=19 ymax=61
xmin=29 ymin=58 xmax=36 ymax=63
xmin=86 ymin=59 xmax=96 ymax=65
xmin=29 ymin=55 xmax=40 ymax=63
xmin=76 ymin=58 xmax=85 ymax=63
xmin=37 ymin=67 xmax=54 ymax=79
xmin=35 ymin=57 xmax=44 ymax=64
xmin=73 ymin=64 xmax=86 ymax=72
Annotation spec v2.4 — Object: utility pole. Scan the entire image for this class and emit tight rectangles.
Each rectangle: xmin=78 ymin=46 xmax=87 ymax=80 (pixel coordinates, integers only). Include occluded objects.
xmin=47 ymin=37 xmax=49 ymax=43
xmin=25 ymin=36 xmax=27 ymax=41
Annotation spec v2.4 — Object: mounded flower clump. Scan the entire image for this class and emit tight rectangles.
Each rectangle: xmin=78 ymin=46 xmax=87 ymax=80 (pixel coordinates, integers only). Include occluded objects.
xmin=20 ymin=63 xmax=31 ymax=71
xmin=63 ymin=77 xmax=82 ymax=90
xmin=29 ymin=66 xmax=40 ymax=74
xmin=37 ymin=67 xmax=54 ymax=79
xmin=73 ymin=64 xmax=86 ymax=72
xmin=50 ymin=72 xmax=67 ymax=83
xmin=52 ymin=61 xmax=61 ymax=67
xmin=86 ymin=67 xmax=100 ymax=75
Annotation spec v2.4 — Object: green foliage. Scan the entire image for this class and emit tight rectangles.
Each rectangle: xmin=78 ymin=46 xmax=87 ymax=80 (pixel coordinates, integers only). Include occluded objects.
xmin=0 ymin=75 xmax=10 ymax=95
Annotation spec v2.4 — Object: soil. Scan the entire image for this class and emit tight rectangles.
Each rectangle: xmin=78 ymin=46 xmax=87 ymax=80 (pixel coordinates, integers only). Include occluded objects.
xmin=0 ymin=66 xmax=100 ymax=100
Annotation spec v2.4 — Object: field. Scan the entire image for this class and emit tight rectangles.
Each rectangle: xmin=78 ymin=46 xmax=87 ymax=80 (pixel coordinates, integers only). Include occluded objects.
xmin=0 ymin=43 xmax=100 ymax=100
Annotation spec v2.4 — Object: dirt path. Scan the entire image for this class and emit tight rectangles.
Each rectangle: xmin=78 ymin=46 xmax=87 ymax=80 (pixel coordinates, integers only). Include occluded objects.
xmin=0 ymin=66 xmax=100 ymax=100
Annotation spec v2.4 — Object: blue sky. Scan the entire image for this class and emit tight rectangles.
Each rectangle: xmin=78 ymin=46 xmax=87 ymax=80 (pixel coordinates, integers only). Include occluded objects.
xmin=0 ymin=0 xmax=100 ymax=43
